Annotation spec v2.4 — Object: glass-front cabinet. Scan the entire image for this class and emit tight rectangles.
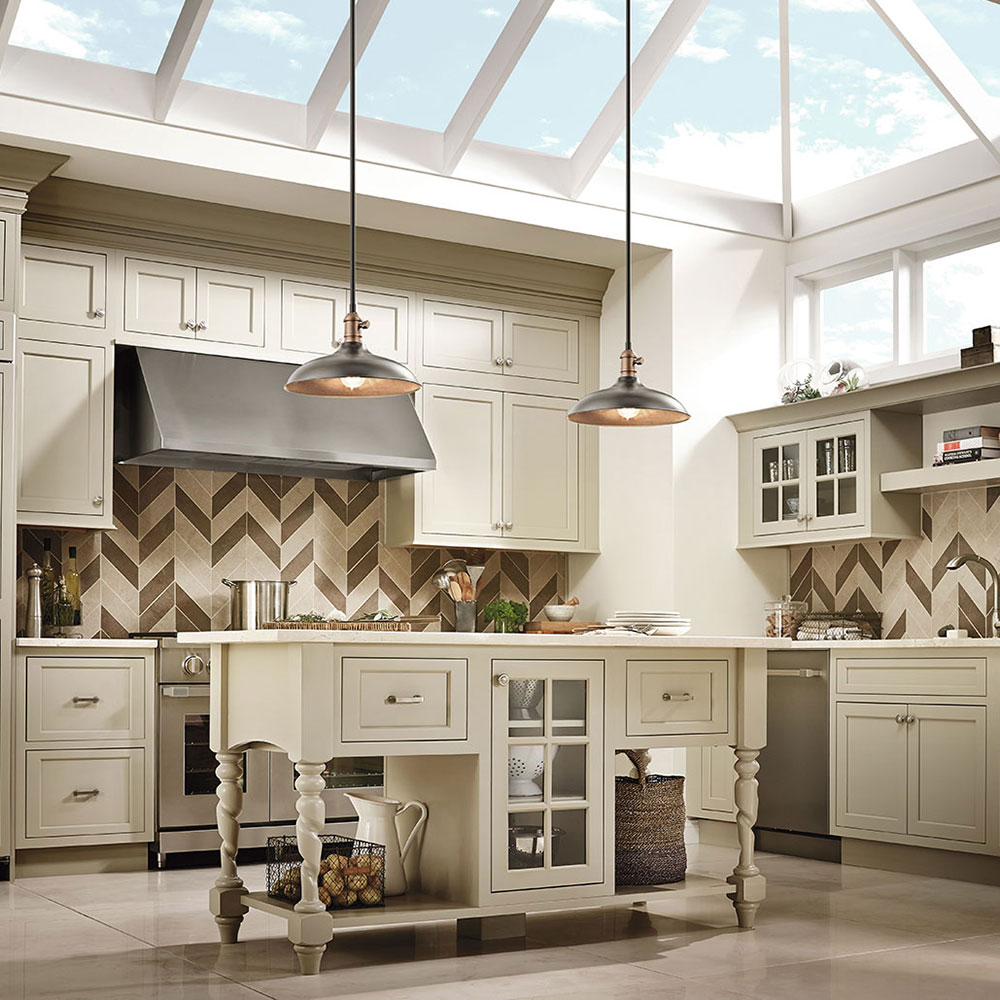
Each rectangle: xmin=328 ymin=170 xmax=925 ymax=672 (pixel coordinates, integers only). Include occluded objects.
xmin=752 ymin=419 xmax=865 ymax=539
xmin=491 ymin=660 xmax=604 ymax=892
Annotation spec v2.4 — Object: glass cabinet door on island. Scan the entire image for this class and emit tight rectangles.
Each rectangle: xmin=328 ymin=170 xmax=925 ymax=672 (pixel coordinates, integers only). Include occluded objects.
xmin=808 ymin=420 xmax=865 ymax=530
xmin=754 ymin=430 xmax=807 ymax=536
xmin=491 ymin=660 xmax=604 ymax=892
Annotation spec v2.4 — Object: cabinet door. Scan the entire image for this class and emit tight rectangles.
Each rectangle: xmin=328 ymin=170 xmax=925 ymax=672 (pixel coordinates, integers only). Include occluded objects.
xmin=357 ymin=290 xmax=408 ymax=363
xmin=700 ymin=745 xmax=737 ymax=815
xmin=503 ymin=393 xmax=578 ymax=542
xmin=21 ymin=245 xmax=107 ymax=328
xmin=503 ymin=313 xmax=579 ymax=383
xmin=16 ymin=340 xmax=108 ymax=521
xmin=0 ymin=213 xmax=15 ymax=316
xmin=281 ymin=279 xmax=347 ymax=355
xmin=907 ymin=705 xmax=986 ymax=843
xmin=419 ymin=385 xmax=503 ymax=538
xmin=492 ymin=659 xmax=604 ymax=892
xmin=835 ymin=702 xmax=908 ymax=834
xmin=807 ymin=420 xmax=865 ymax=531
xmin=753 ymin=430 xmax=806 ymax=536
xmin=124 ymin=258 xmax=197 ymax=338
xmin=422 ymin=300 xmax=504 ymax=375
xmin=195 ymin=268 xmax=265 ymax=346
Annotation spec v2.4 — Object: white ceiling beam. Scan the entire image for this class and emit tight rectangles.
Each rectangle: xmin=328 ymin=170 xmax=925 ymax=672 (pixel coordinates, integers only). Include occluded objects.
xmin=305 ymin=0 xmax=390 ymax=151
xmin=779 ymin=0 xmax=792 ymax=240
xmin=442 ymin=0 xmax=554 ymax=175
xmin=154 ymin=0 xmax=213 ymax=122
xmin=567 ymin=0 xmax=710 ymax=199
xmin=866 ymin=0 xmax=1000 ymax=166
xmin=0 ymin=0 xmax=22 ymax=69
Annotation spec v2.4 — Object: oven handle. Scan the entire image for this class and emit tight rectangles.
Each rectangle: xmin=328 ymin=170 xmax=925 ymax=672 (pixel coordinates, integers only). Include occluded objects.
xmin=162 ymin=686 xmax=197 ymax=698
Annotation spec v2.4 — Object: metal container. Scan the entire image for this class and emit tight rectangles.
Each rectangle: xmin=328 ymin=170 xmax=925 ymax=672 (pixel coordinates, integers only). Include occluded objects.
xmin=24 ymin=563 xmax=43 ymax=638
xmin=222 ymin=579 xmax=295 ymax=630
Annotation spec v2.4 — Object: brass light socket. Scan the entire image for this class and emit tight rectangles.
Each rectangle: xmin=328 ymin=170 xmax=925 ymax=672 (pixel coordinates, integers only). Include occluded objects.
xmin=619 ymin=349 xmax=644 ymax=379
xmin=342 ymin=311 xmax=371 ymax=344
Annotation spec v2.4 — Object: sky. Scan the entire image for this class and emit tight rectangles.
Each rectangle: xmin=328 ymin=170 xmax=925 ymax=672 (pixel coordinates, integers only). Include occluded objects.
xmin=6 ymin=0 xmax=997 ymax=201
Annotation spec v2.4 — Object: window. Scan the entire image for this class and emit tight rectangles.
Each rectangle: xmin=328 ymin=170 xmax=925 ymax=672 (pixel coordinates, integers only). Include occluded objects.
xmin=925 ymin=243 xmax=1000 ymax=355
xmin=820 ymin=273 xmax=894 ymax=370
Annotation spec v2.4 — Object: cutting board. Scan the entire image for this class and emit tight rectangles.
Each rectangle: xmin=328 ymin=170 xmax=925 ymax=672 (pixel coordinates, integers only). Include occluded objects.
xmin=524 ymin=621 xmax=601 ymax=634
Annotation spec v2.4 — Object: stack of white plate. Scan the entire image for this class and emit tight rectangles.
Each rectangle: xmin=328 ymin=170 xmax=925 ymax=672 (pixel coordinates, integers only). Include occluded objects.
xmin=606 ymin=611 xmax=692 ymax=636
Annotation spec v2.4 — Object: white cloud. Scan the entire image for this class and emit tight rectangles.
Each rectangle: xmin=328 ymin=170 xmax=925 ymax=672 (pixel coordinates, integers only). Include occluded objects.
xmin=10 ymin=0 xmax=95 ymax=59
xmin=549 ymin=0 xmax=620 ymax=29
xmin=757 ymin=36 xmax=807 ymax=61
xmin=480 ymin=7 xmax=503 ymax=17
xmin=678 ymin=29 xmax=730 ymax=63
xmin=216 ymin=5 xmax=312 ymax=49
xmin=792 ymin=0 xmax=869 ymax=11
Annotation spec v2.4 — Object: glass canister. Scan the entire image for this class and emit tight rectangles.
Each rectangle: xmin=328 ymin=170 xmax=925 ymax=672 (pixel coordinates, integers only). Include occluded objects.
xmin=764 ymin=595 xmax=807 ymax=638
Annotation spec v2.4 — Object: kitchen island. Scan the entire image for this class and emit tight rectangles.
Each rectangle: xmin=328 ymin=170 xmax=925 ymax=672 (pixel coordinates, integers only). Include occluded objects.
xmin=182 ymin=630 xmax=778 ymax=974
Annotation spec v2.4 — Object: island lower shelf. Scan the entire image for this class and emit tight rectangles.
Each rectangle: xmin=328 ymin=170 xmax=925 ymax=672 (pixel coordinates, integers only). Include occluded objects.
xmin=242 ymin=874 xmax=730 ymax=929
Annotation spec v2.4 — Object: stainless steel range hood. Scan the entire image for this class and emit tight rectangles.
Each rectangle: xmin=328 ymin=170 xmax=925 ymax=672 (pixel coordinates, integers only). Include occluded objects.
xmin=114 ymin=346 xmax=435 ymax=481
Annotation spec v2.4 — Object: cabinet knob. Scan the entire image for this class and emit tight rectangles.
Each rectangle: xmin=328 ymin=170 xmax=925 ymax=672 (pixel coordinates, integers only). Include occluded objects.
xmin=895 ymin=714 xmax=906 ymax=724
xmin=494 ymin=357 xmax=505 ymax=366
xmin=796 ymin=514 xmax=807 ymax=524
xmin=93 ymin=496 xmax=103 ymax=506
xmin=503 ymin=521 xmax=513 ymax=530
xmin=493 ymin=521 xmax=503 ymax=531
xmin=195 ymin=320 xmax=207 ymax=331
xmin=504 ymin=358 xmax=514 ymax=367
xmin=495 ymin=673 xmax=510 ymax=687
xmin=92 ymin=307 xmax=105 ymax=319
xmin=906 ymin=715 xmax=916 ymax=725
xmin=183 ymin=320 xmax=197 ymax=331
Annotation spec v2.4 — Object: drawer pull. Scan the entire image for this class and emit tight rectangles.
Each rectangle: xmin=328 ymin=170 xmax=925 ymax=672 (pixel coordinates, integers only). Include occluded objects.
xmin=386 ymin=695 xmax=424 ymax=705
xmin=72 ymin=696 xmax=101 ymax=705
xmin=495 ymin=673 xmax=510 ymax=687
xmin=72 ymin=789 xmax=99 ymax=798
xmin=662 ymin=692 xmax=694 ymax=702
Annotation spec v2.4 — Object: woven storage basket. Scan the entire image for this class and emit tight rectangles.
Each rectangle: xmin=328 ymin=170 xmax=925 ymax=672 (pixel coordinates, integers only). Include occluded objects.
xmin=263 ymin=620 xmax=412 ymax=631
xmin=614 ymin=748 xmax=686 ymax=886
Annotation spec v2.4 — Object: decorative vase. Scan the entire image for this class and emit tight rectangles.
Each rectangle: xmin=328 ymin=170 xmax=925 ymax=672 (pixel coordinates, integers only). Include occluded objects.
xmin=345 ymin=792 xmax=428 ymax=897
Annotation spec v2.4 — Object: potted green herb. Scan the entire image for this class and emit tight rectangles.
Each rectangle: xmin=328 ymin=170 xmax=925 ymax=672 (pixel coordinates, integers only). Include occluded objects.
xmin=482 ymin=598 xmax=529 ymax=634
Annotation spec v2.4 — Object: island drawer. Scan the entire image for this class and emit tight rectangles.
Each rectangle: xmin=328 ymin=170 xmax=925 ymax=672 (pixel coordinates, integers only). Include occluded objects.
xmin=24 ymin=748 xmax=146 ymax=839
xmin=625 ymin=659 xmax=729 ymax=736
xmin=835 ymin=657 xmax=987 ymax=697
xmin=341 ymin=657 xmax=468 ymax=742
xmin=25 ymin=656 xmax=146 ymax=742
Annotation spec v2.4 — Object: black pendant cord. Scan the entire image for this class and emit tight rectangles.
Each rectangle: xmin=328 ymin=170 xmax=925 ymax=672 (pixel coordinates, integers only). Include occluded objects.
xmin=624 ymin=0 xmax=632 ymax=357
xmin=349 ymin=0 xmax=357 ymax=314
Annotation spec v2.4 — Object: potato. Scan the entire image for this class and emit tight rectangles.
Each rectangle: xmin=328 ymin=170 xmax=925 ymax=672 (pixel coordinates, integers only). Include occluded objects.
xmin=318 ymin=886 xmax=332 ymax=907
xmin=334 ymin=889 xmax=358 ymax=907
xmin=358 ymin=885 xmax=381 ymax=905
xmin=367 ymin=856 xmax=384 ymax=874
xmin=347 ymin=872 xmax=368 ymax=891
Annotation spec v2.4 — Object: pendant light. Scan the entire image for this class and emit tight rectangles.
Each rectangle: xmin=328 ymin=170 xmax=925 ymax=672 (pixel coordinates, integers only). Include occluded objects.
xmin=285 ymin=0 xmax=420 ymax=398
xmin=568 ymin=1 xmax=689 ymax=427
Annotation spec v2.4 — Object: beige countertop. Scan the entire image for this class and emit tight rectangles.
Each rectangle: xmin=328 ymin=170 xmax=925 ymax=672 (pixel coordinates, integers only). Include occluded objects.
xmin=15 ymin=637 xmax=160 ymax=648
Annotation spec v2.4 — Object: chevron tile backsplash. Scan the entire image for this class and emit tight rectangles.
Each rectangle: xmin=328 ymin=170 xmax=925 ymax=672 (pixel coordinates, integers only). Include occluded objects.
xmin=790 ymin=487 xmax=1000 ymax=639
xmin=16 ymin=467 xmax=566 ymax=639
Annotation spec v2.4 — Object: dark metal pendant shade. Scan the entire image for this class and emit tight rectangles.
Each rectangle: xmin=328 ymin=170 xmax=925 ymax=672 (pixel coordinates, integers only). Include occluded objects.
xmin=568 ymin=349 xmax=688 ymax=426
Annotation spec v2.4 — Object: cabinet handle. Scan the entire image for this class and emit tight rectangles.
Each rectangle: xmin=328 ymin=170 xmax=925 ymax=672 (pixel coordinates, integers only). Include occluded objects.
xmin=906 ymin=715 xmax=916 ymax=725
xmin=92 ymin=307 xmax=105 ymax=319
xmin=195 ymin=320 xmax=207 ymax=331
xmin=504 ymin=358 xmax=514 ymax=367
xmin=386 ymin=695 xmax=424 ymax=705
xmin=494 ymin=357 xmax=505 ymax=366
xmin=495 ymin=673 xmax=510 ymax=687
xmin=72 ymin=789 xmax=99 ymax=798
xmin=895 ymin=714 xmax=906 ymax=724
xmin=503 ymin=521 xmax=513 ymax=530
xmin=493 ymin=521 xmax=503 ymax=531
xmin=796 ymin=514 xmax=807 ymax=524
xmin=72 ymin=695 xmax=100 ymax=705
xmin=93 ymin=496 xmax=103 ymax=506
xmin=663 ymin=692 xmax=694 ymax=702
xmin=184 ymin=320 xmax=197 ymax=331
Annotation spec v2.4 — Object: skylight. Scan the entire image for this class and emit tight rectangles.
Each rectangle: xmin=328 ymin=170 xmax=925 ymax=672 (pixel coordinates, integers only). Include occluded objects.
xmin=343 ymin=1 xmax=519 ymax=133
xmin=10 ymin=0 xmax=183 ymax=72
xmin=915 ymin=0 xmax=1000 ymax=99
xmin=790 ymin=0 xmax=975 ymax=199
xmin=184 ymin=0 xmax=346 ymax=102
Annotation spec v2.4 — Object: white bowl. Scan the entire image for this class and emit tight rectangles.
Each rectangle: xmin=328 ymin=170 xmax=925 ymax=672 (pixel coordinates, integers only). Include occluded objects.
xmin=544 ymin=605 xmax=577 ymax=622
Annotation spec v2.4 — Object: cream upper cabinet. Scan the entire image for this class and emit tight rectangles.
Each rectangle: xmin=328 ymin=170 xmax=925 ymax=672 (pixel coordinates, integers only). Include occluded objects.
xmin=503 ymin=393 xmax=578 ymax=543
xmin=16 ymin=338 xmax=112 ymax=528
xmin=124 ymin=258 xmax=197 ymax=338
xmin=196 ymin=268 xmax=265 ymax=346
xmin=0 ymin=212 xmax=16 ymax=346
xmin=281 ymin=279 xmax=347 ymax=355
xmin=739 ymin=410 xmax=920 ymax=548
xmin=357 ymin=290 xmax=408 ymax=363
xmin=122 ymin=258 xmax=264 ymax=346
xmin=418 ymin=385 xmax=503 ymax=538
xmin=504 ymin=313 xmax=579 ymax=383
xmin=21 ymin=245 xmax=107 ymax=328
xmin=422 ymin=300 xmax=504 ymax=375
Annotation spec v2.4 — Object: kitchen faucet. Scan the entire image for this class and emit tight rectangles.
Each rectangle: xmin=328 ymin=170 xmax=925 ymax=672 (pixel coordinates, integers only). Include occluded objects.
xmin=946 ymin=553 xmax=1000 ymax=638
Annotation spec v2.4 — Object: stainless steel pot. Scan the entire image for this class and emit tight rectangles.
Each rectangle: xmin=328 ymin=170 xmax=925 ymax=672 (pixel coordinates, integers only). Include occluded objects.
xmin=222 ymin=579 xmax=295 ymax=630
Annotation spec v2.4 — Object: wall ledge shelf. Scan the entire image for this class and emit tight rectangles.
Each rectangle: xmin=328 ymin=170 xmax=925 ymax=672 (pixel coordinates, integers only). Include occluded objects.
xmin=881 ymin=463 xmax=1000 ymax=496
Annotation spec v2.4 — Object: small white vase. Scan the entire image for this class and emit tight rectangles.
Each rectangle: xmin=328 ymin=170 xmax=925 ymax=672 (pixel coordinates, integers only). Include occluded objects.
xmin=346 ymin=792 xmax=428 ymax=897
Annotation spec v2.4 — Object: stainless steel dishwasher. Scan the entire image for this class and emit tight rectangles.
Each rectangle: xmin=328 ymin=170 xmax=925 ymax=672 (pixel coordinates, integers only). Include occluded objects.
xmin=756 ymin=649 xmax=840 ymax=861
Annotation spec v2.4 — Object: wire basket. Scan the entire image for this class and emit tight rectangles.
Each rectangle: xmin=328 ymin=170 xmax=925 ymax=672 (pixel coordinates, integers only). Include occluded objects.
xmin=263 ymin=620 xmax=412 ymax=631
xmin=266 ymin=834 xmax=386 ymax=909
xmin=794 ymin=611 xmax=881 ymax=641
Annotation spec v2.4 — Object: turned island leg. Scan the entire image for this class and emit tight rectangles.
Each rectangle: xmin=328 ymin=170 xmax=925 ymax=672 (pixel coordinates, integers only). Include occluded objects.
xmin=210 ymin=751 xmax=248 ymax=944
xmin=291 ymin=761 xmax=333 ymax=975
xmin=727 ymin=747 xmax=766 ymax=929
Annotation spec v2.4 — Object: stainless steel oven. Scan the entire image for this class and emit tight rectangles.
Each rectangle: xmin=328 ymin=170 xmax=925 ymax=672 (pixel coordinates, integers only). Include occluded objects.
xmin=155 ymin=639 xmax=383 ymax=864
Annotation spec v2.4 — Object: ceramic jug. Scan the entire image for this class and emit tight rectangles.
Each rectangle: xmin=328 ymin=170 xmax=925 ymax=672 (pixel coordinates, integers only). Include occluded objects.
xmin=346 ymin=792 xmax=428 ymax=897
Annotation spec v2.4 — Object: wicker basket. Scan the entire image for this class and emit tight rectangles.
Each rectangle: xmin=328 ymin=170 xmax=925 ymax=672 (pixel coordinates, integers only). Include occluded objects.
xmin=614 ymin=749 xmax=686 ymax=886
xmin=263 ymin=620 xmax=412 ymax=631
xmin=794 ymin=611 xmax=881 ymax=641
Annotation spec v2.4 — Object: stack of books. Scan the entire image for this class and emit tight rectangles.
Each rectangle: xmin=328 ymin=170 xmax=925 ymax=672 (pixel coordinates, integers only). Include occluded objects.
xmin=933 ymin=425 xmax=1000 ymax=466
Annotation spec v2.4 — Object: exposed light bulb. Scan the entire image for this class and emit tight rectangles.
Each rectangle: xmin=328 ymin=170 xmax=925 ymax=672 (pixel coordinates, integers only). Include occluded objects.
xmin=617 ymin=407 xmax=640 ymax=421
xmin=341 ymin=376 xmax=366 ymax=390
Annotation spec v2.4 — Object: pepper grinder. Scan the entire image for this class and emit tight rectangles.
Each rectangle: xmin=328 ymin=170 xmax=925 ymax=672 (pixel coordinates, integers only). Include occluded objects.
xmin=24 ymin=563 xmax=43 ymax=638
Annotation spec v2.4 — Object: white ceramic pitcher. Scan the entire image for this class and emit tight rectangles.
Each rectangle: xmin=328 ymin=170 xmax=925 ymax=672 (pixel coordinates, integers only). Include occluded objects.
xmin=346 ymin=792 xmax=428 ymax=897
